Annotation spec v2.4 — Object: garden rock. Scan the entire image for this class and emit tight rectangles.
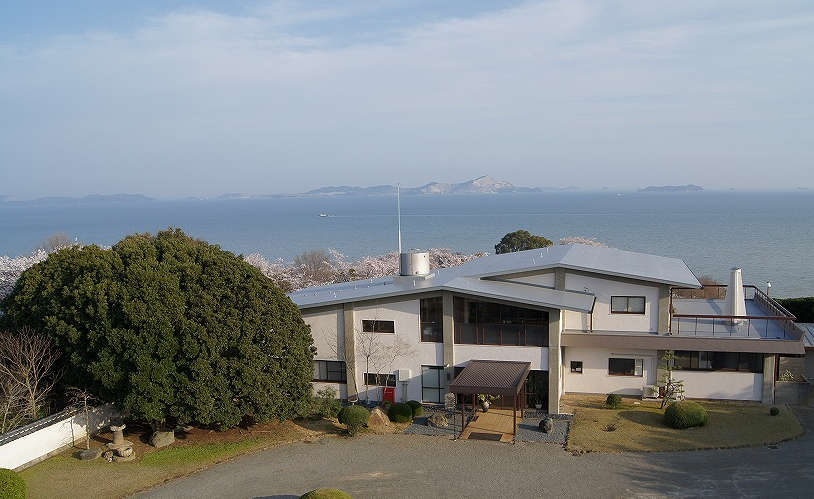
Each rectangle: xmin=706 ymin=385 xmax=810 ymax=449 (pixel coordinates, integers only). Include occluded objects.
xmin=368 ymin=407 xmax=389 ymax=426
xmin=115 ymin=445 xmax=133 ymax=458
xmin=539 ymin=417 xmax=554 ymax=433
xmin=427 ymin=413 xmax=449 ymax=428
xmin=79 ymin=447 xmax=103 ymax=461
xmin=149 ymin=429 xmax=175 ymax=448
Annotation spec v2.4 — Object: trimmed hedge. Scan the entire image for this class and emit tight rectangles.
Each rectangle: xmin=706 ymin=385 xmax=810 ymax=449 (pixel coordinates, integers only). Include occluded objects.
xmin=388 ymin=402 xmax=414 ymax=423
xmin=406 ymin=400 xmax=424 ymax=417
xmin=0 ymin=468 xmax=26 ymax=499
xmin=300 ymin=488 xmax=354 ymax=499
xmin=337 ymin=405 xmax=369 ymax=436
xmin=605 ymin=393 xmax=622 ymax=409
xmin=664 ymin=401 xmax=708 ymax=429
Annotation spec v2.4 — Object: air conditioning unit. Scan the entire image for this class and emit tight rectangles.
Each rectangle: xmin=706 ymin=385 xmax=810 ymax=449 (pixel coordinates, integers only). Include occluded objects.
xmin=397 ymin=369 xmax=411 ymax=382
xmin=642 ymin=384 xmax=659 ymax=399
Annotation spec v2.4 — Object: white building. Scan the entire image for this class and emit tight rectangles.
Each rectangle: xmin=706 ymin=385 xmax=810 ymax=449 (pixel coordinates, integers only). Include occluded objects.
xmin=289 ymin=244 xmax=805 ymax=413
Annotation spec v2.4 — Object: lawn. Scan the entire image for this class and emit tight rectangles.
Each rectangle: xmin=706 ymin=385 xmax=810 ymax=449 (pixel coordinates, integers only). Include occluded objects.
xmin=20 ymin=417 xmax=406 ymax=499
xmin=564 ymin=394 xmax=804 ymax=453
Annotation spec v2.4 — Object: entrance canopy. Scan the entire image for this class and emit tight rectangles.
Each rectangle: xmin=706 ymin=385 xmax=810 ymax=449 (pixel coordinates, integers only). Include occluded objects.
xmin=450 ymin=359 xmax=531 ymax=397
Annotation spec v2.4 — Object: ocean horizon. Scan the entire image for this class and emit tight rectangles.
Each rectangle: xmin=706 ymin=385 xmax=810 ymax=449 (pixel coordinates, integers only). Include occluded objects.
xmin=2 ymin=191 xmax=812 ymax=298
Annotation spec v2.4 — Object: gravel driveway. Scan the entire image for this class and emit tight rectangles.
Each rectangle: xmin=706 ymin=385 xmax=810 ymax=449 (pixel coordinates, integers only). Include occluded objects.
xmin=133 ymin=407 xmax=814 ymax=499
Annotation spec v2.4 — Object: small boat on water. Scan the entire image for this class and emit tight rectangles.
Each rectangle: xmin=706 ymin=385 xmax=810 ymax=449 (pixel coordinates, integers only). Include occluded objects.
xmin=319 ymin=212 xmax=328 ymax=217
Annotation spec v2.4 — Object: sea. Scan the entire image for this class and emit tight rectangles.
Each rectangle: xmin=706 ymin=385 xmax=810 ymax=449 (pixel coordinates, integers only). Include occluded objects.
xmin=1 ymin=191 xmax=812 ymax=298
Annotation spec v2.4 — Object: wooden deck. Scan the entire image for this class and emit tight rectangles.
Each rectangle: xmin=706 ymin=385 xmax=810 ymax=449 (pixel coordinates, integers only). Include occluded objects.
xmin=460 ymin=408 xmax=520 ymax=443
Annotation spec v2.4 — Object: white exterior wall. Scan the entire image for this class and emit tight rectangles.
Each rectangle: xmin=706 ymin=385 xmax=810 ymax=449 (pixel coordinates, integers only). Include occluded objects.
xmin=0 ymin=404 xmax=121 ymax=471
xmin=563 ymin=347 xmax=658 ymax=396
xmin=453 ymin=345 xmax=549 ymax=371
xmin=354 ymin=301 xmax=443 ymax=403
xmin=304 ymin=307 xmax=343 ymax=362
xmin=677 ymin=371 xmax=763 ymax=401
xmin=507 ymin=273 xmax=557 ymax=288
xmin=564 ymin=275 xmax=660 ymax=333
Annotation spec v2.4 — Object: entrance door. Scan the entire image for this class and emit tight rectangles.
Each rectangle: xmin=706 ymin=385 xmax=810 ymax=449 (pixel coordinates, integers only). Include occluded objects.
xmin=526 ymin=370 xmax=548 ymax=408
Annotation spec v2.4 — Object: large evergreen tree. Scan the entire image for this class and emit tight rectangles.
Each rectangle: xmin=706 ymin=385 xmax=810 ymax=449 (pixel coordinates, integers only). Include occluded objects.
xmin=494 ymin=230 xmax=553 ymax=254
xmin=0 ymin=229 xmax=314 ymax=429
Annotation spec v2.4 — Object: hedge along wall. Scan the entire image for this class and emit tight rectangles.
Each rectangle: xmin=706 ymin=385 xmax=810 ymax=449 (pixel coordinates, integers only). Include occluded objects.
xmin=0 ymin=404 xmax=122 ymax=471
xmin=776 ymin=297 xmax=814 ymax=323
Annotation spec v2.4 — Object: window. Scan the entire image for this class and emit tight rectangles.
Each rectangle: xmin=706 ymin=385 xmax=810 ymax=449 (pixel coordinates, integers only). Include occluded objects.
xmin=452 ymin=297 xmax=548 ymax=346
xmin=313 ymin=360 xmax=347 ymax=382
xmin=421 ymin=365 xmax=444 ymax=403
xmin=610 ymin=296 xmax=646 ymax=314
xmin=570 ymin=361 xmax=583 ymax=373
xmin=364 ymin=372 xmax=396 ymax=387
xmin=672 ymin=351 xmax=761 ymax=373
xmin=608 ymin=358 xmax=643 ymax=376
xmin=362 ymin=320 xmax=395 ymax=333
xmin=420 ymin=296 xmax=443 ymax=342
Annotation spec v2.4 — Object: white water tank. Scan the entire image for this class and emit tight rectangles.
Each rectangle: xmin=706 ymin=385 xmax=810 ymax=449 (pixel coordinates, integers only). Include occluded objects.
xmin=399 ymin=250 xmax=430 ymax=276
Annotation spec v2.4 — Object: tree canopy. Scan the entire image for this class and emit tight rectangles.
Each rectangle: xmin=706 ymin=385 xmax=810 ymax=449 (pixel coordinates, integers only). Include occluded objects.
xmin=0 ymin=229 xmax=314 ymax=429
xmin=494 ymin=230 xmax=553 ymax=254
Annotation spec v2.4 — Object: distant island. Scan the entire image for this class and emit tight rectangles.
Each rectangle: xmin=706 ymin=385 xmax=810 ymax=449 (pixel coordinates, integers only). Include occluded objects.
xmin=1 ymin=193 xmax=155 ymax=205
xmin=637 ymin=184 xmax=703 ymax=193
xmin=215 ymin=176 xmax=579 ymax=199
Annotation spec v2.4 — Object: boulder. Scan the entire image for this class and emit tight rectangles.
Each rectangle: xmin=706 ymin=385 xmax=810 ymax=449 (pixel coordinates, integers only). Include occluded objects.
xmin=368 ymin=407 xmax=389 ymax=426
xmin=149 ymin=429 xmax=175 ymax=448
xmin=539 ymin=417 xmax=554 ymax=433
xmin=79 ymin=447 xmax=103 ymax=461
xmin=427 ymin=413 xmax=449 ymax=428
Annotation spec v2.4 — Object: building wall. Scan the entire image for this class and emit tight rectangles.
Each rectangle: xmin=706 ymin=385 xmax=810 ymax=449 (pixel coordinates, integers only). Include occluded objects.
xmin=562 ymin=347 xmax=658 ymax=396
xmin=562 ymin=275 xmax=660 ymax=333
xmin=678 ymin=371 xmax=763 ymax=401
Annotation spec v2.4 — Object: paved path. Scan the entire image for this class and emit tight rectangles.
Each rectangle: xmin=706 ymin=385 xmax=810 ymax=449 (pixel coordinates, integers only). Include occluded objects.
xmin=134 ymin=407 xmax=814 ymax=499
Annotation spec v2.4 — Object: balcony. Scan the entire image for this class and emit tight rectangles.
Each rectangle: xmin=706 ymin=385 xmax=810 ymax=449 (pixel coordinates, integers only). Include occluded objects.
xmin=669 ymin=285 xmax=800 ymax=340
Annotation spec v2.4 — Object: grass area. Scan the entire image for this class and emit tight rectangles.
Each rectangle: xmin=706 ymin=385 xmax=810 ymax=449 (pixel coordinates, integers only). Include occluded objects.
xmin=20 ymin=416 xmax=407 ymax=499
xmin=564 ymin=394 xmax=804 ymax=453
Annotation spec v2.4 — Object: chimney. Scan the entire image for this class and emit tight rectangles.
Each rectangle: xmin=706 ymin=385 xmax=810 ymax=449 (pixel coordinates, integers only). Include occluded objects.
xmin=723 ymin=267 xmax=746 ymax=324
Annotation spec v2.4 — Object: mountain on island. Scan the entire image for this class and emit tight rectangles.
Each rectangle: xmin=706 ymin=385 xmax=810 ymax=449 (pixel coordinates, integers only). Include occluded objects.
xmin=2 ymin=193 xmax=155 ymax=205
xmin=637 ymin=184 xmax=703 ymax=193
xmin=297 ymin=176 xmax=577 ymax=197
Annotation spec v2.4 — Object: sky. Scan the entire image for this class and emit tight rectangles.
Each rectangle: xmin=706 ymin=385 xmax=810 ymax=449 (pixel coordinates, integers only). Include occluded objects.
xmin=1 ymin=0 xmax=813 ymax=199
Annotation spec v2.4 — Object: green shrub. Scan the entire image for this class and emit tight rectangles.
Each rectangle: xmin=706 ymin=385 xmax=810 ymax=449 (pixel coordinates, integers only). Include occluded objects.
xmin=664 ymin=401 xmax=708 ymax=429
xmin=380 ymin=400 xmax=393 ymax=412
xmin=0 ymin=468 xmax=26 ymax=499
xmin=300 ymin=488 xmax=354 ymax=499
xmin=605 ymin=393 xmax=622 ymax=409
xmin=406 ymin=400 xmax=424 ymax=417
xmin=388 ymin=402 xmax=414 ymax=423
xmin=337 ymin=405 xmax=369 ymax=436
xmin=312 ymin=387 xmax=342 ymax=419
xmin=770 ymin=406 xmax=780 ymax=416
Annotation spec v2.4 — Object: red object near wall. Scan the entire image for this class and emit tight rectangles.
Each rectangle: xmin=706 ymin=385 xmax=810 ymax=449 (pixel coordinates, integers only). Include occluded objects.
xmin=382 ymin=387 xmax=396 ymax=403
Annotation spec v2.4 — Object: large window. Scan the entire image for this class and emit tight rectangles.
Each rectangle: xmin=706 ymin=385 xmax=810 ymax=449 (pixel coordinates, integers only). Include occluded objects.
xmin=313 ymin=360 xmax=347 ymax=382
xmin=362 ymin=320 xmax=395 ymax=333
xmin=364 ymin=373 xmax=396 ymax=387
xmin=611 ymin=296 xmax=646 ymax=314
xmin=421 ymin=365 xmax=444 ymax=403
xmin=673 ymin=351 xmax=762 ymax=373
xmin=608 ymin=358 xmax=643 ymax=376
xmin=420 ymin=296 xmax=443 ymax=342
xmin=453 ymin=297 xmax=548 ymax=346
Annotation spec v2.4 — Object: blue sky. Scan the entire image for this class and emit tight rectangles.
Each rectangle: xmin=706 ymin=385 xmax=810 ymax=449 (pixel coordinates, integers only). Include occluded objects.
xmin=1 ymin=1 xmax=812 ymax=199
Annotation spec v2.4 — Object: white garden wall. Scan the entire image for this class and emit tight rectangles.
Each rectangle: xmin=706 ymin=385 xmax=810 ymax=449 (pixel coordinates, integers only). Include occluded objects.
xmin=0 ymin=404 xmax=121 ymax=471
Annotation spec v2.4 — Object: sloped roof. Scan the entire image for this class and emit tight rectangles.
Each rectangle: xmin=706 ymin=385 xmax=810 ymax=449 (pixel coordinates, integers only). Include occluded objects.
xmin=449 ymin=360 xmax=531 ymax=397
xmin=289 ymin=244 xmax=700 ymax=310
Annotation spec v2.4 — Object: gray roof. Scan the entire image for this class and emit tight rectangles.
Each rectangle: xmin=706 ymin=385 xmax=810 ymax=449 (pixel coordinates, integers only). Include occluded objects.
xmin=449 ymin=360 xmax=531 ymax=397
xmin=289 ymin=244 xmax=700 ymax=310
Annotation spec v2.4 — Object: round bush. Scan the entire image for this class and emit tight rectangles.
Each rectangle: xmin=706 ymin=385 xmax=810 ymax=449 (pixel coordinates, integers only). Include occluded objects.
xmin=337 ymin=405 xmax=370 ymax=436
xmin=605 ymin=393 xmax=622 ymax=409
xmin=406 ymin=400 xmax=424 ymax=417
xmin=388 ymin=402 xmax=414 ymax=423
xmin=664 ymin=401 xmax=708 ymax=429
xmin=770 ymin=406 xmax=780 ymax=416
xmin=0 ymin=468 xmax=26 ymax=499
xmin=300 ymin=488 xmax=354 ymax=499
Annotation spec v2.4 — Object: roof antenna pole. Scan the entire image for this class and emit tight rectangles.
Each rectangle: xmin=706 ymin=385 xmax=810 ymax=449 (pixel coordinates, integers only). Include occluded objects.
xmin=397 ymin=184 xmax=402 ymax=253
